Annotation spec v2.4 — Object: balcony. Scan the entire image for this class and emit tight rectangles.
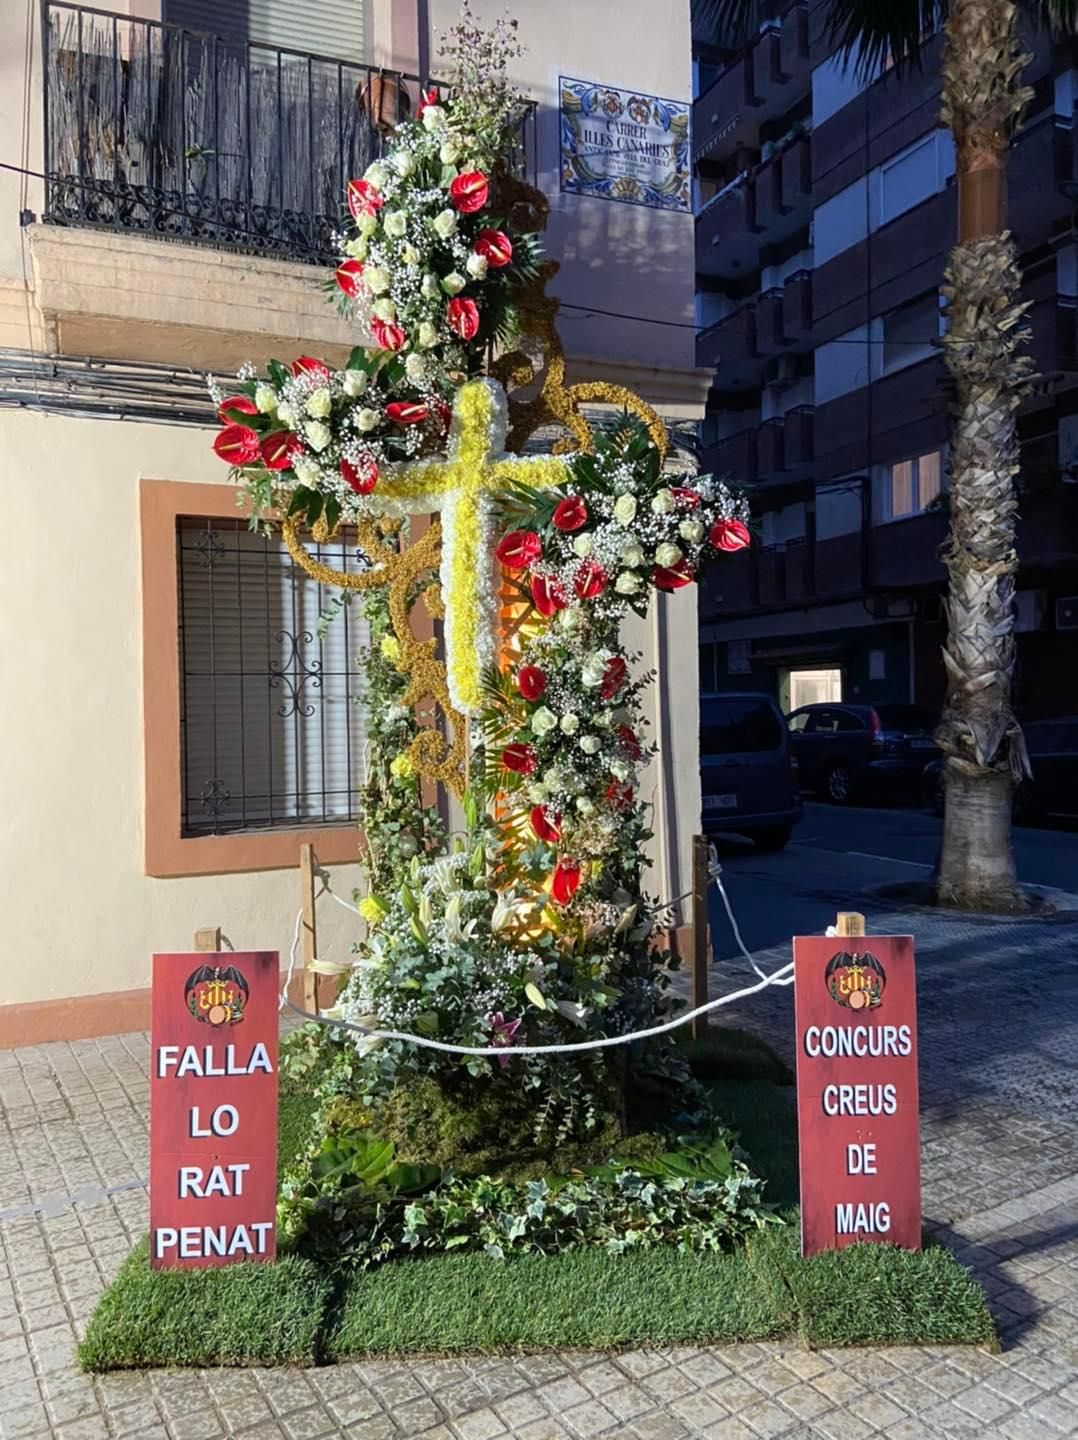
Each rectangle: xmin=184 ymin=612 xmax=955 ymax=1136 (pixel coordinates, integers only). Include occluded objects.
xmin=695 ymin=302 xmax=761 ymax=383
xmin=702 ymin=428 xmax=758 ymax=486
xmin=754 ymin=269 xmax=812 ymax=353
xmin=696 ymin=129 xmax=813 ymax=278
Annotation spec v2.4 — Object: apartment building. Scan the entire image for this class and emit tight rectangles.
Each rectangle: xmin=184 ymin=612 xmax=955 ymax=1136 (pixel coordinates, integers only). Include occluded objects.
xmin=692 ymin=1 xmax=1078 ymax=718
xmin=0 ymin=0 xmax=702 ymax=1042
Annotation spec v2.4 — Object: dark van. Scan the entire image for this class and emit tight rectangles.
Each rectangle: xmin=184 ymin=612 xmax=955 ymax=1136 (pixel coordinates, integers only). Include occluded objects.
xmin=699 ymin=692 xmax=803 ymax=850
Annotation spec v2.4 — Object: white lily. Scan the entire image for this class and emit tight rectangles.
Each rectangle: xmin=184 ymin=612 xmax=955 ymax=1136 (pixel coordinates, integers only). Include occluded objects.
xmin=491 ymin=891 xmax=529 ymax=933
xmin=555 ymin=999 xmax=591 ymax=1028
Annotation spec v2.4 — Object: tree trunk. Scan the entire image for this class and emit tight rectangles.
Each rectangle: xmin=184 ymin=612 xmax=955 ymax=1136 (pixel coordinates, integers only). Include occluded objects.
xmin=935 ymin=0 xmax=1033 ymax=909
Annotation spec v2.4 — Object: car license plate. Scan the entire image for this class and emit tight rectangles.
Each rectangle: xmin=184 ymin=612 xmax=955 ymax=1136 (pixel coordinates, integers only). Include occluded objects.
xmin=703 ymin=794 xmax=738 ymax=810
xmin=910 ymin=738 xmax=936 ymax=749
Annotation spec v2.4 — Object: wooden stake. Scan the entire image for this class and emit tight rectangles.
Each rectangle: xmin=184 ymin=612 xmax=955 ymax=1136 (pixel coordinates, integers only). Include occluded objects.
xmin=691 ymin=834 xmax=710 ymax=1039
xmin=193 ymin=927 xmax=221 ymax=952
xmin=835 ymin=911 xmax=866 ymax=938
xmin=300 ymin=843 xmax=319 ymax=1013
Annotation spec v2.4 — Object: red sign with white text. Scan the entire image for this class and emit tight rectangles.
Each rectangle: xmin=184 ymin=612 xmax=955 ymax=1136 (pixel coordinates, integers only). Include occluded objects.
xmin=794 ymin=935 xmax=920 ymax=1257
xmin=150 ymin=951 xmax=279 ymax=1270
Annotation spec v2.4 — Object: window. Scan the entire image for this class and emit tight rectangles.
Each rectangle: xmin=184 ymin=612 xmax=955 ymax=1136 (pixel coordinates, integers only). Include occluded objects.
xmin=877 ymin=132 xmax=955 ymax=225
xmin=882 ymin=293 xmax=941 ymax=373
xmin=787 ymin=711 xmax=810 ymax=732
xmin=789 ymin=667 xmax=842 ymax=709
xmin=700 ymin=698 xmax=784 ymax=754
xmin=165 ymin=0 xmax=368 ymax=63
xmin=888 ymin=451 xmax=942 ymax=519
xmin=177 ymin=517 xmax=369 ymax=837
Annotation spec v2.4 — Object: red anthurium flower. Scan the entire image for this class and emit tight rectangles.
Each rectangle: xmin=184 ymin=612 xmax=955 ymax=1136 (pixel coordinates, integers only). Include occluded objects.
xmin=446 ymin=297 xmax=480 ymax=340
xmin=530 ymin=805 xmax=562 ymax=844
xmin=710 ymin=518 xmax=752 ymax=552
xmin=550 ymin=857 xmax=582 ymax=907
xmin=291 ymin=356 xmax=331 ymax=381
xmin=336 ymin=257 xmax=365 ymax=296
xmin=475 ymin=228 xmax=513 ymax=267
xmin=531 ymin=573 xmax=568 ymax=617
xmin=671 ymin=486 xmax=701 ymax=509
xmin=347 ymin=177 xmax=383 ymax=218
xmin=417 ymin=85 xmax=440 ymax=117
xmin=552 ymin=495 xmax=588 ymax=532
xmin=385 ymin=400 xmax=428 ymax=425
xmin=616 ymin=724 xmax=643 ymax=761
xmin=495 ymin=530 xmax=542 ymax=569
xmin=652 ymin=558 xmax=695 ymax=591
xmin=605 ymin=777 xmax=635 ymax=813
xmin=340 ymin=455 xmax=379 ymax=494
xmin=573 ymin=558 xmax=607 ymax=600
xmin=600 ymin=655 xmax=628 ymax=701
xmin=259 ymin=431 xmax=299 ymax=471
xmin=502 ymin=743 xmax=537 ymax=775
xmin=449 ymin=170 xmax=490 ymax=213
xmin=370 ymin=318 xmax=406 ymax=352
xmin=212 ymin=423 xmax=261 ymax=465
xmin=216 ymin=394 xmax=258 ymax=422
xmin=435 ymin=399 xmax=452 ymax=434
xmin=517 ymin=665 xmax=547 ymax=701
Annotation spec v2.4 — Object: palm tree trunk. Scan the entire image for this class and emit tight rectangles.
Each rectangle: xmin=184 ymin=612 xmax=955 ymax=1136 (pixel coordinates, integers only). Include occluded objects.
xmin=935 ymin=0 xmax=1033 ymax=909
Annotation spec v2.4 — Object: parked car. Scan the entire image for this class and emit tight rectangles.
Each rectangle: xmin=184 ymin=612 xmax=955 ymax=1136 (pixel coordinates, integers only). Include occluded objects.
xmin=700 ymin=692 xmax=803 ymax=849
xmin=786 ymin=703 xmax=940 ymax=804
xmin=923 ymin=716 xmax=1078 ymax=821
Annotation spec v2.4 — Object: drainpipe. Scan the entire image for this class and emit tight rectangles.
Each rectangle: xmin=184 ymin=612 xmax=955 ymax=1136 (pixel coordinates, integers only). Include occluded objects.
xmin=417 ymin=0 xmax=430 ymax=88
xmin=653 ymin=594 xmax=678 ymax=924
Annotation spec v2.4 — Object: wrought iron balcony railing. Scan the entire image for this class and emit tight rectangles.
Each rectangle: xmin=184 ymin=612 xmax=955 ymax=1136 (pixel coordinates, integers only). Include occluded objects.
xmin=41 ymin=1 xmax=423 ymax=265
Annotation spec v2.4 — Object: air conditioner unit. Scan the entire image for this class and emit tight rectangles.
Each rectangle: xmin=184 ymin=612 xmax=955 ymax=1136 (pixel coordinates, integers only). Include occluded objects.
xmin=1056 ymin=596 xmax=1078 ymax=630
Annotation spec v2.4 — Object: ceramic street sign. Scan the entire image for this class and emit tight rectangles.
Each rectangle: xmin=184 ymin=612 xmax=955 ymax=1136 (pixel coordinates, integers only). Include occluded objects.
xmin=794 ymin=934 xmax=921 ymax=1256
xmin=150 ymin=951 xmax=279 ymax=1269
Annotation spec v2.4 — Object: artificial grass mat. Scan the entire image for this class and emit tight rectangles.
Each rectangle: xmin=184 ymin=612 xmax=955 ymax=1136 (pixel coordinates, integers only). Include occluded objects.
xmin=79 ymin=1028 xmax=997 ymax=1370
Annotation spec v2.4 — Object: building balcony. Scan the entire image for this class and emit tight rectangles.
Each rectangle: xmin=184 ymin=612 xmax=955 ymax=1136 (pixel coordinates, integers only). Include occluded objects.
xmin=696 ymin=302 xmax=757 ymax=371
xmin=745 ymin=406 xmax=815 ymax=482
xmin=696 ymin=129 xmax=812 ymax=279
xmin=701 ymin=428 xmax=758 ymax=486
xmin=755 ymin=268 xmax=812 ymax=353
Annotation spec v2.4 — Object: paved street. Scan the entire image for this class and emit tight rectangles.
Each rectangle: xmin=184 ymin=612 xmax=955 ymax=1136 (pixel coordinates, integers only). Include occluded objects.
xmin=2 ymin=802 xmax=1078 ymax=1440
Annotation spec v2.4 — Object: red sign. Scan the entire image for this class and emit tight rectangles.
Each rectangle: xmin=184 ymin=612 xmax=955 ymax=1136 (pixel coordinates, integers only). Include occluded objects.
xmin=794 ymin=934 xmax=920 ymax=1257
xmin=150 ymin=952 xmax=279 ymax=1270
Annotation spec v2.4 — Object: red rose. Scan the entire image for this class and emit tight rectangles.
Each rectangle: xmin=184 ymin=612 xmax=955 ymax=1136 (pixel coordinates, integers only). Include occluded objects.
xmin=605 ymin=777 xmax=634 ymax=813
xmin=496 ymin=530 xmax=542 ymax=569
xmin=600 ymin=655 xmax=627 ymax=701
xmin=417 ymin=85 xmax=440 ymax=117
xmin=449 ymin=170 xmax=490 ymax=213
xmin=502 ymin=743 xmax=537 ymax=775
xmin=550 ymin=857 xmax=582 ymax=907
xmin=212 ymin=423 xmax=260 ymax=465
xmin=370 ymin=318 xmax=405 ymax=352
xmin=531 ymin=573 xmax=568 ymax=617
xmin=386 ymin=400 xmax=428 ymax=425
xmin=573 ymin=558 xmax=607 ymax=600
xmin=517 ymin=665 xmax=547 ymax=701
xmin=336 ymin=258 xmax=365 ymax=297
xmin=216 ymin=394 xmax=258 ymax=422
xmin=446 ymin=297 xmax=480 ymax=340
xmin=552 ymin=495 xmax=588 ymax=532
xmin=346 ymin=178 xmax=383 ymax=218
xmin=291 ymin=356 xmax=331 ymax=380
xmin=710 ymin=518 xmax=752 ymax=552
xmin=530 ymin=805 xmax=562 ymax=844
xmin=341 ymin=455 xmax=379 ymax=494
xmin=475 ymin=228 xmax=513 ymax=267
xmin=671 ymin=486 xmax=701 ymax=509
xmin=653 ymin=559 xmax=695 ymax=591
xmin=259 ymin=431 xmax=299 ymax=471
xmin=616 ymin=724 xmax=643 ymax=761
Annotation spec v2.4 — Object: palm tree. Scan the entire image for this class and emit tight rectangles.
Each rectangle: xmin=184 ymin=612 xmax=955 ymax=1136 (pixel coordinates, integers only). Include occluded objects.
xmin=693 ymin=0 xmax=1075 ymax=908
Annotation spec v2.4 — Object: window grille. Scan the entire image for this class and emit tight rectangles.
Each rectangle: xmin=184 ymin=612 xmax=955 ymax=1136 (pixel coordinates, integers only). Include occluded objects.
xmin=177 ymin=516 xmax=369 ymax=835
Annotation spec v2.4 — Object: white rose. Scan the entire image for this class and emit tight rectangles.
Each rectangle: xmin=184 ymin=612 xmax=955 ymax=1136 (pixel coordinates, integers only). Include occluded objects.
xmin=466 ymin=252 xmax=489 ymax=281
xmin=595 ymin=709 xmax=614 ymax=729
xmin=254 ymin=384 xmax=278 ymax=415
xmin=655 ymin=542 xmax=683 ymax=568
xmin=276 ymin=402 xmax=295 ymax=427
xmin=356 ymin=407 xmax=380 ymax=433
xmin=305 ymin=387 xmax=332 ymax=419
xmin=679 ymin=519 xmax=705 ymax=544
xmin=615 ymin=571 xmax=643 ymax=595
xmin=418 ymin=320 xmax=439 ymax=349
xmin=610 ymin=759 xmax=631 ymax=782
xmin=383 ymin=210 xmax=407 ymax=238
xmin=620 ymin=544 xmax=645 ymax=568
xmin=432 ymin=208 xmax=458 ymax=240
xmin=357 ymin=212 xmax=379 ymax=238
xmin=293 ymin=456 xmax=319 ymax=485
xmin=572 ymin=533 xmax=592 ymax=557
xmin=422 ymin=104 xmax=447 ymax=132
xmin=651 ymin=488 xmax=676 ymax=515
xmin=364 ymin=265 xmax=391 ymax=295
xmin=364 ymin=161 xmax=389 ymax=188
xmin=576 ymin=796 xmax=595 ymax=817
xmin=392 ymin=149 xmax=416 ymax=177
xmin=372 ymin=298 xmax=397 ymax=322
xmin=579 ymin=735 xmax=602 ymax=755
xmin=441 ymin=271 xmax=466 ymax=295
xmin=404 ymin=353 xmax=427 ymax=385
xmin=543 ymin=768 xmax=563 ymax=790
xmin=531 ymin=706 xmax=558 ymax=736
xmin=345 ymin=236 xmax=368 ymax=260
xmin=558 ymin=608 xmax=584 ymax=631
xmin=421 ymin=274 xmax=441 ymax=299
xmin=402 ymin=244 xmax=420 ymax=267
xmin=613 ymin=494 xmax=637 ymax=525
xmin=439 ymin=139 xmax=461 ymax=164
xmin=580 ymin=655 xmax=607 ymax=688
xmin=305 ymin=420 xmax=332 ymax=452
xmin=342 ymin=369 xmax=368 ymax=398
xmin=528 ymin=783 xmax=548 ymax=803
xmin=560 ymin=713 xmax=580 ymax=735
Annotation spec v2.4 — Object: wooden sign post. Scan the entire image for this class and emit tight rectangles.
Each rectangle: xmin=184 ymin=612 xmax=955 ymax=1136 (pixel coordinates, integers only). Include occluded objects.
xmin=794 ymin=912 xmax=921 ymax=1257
xmin=149 ymin=951 xmax=279 ymax=1270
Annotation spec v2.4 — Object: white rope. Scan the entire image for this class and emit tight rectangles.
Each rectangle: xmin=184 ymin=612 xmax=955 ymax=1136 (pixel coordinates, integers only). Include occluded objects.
xmin=707 ymin=843 xmax=795 ymax=988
